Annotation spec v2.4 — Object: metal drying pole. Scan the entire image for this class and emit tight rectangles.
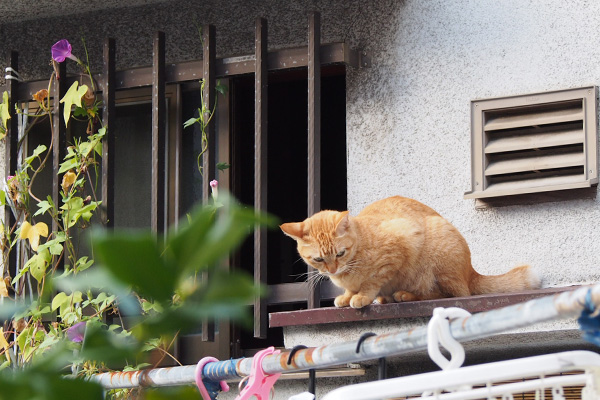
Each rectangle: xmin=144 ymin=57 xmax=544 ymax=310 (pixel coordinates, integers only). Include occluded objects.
xmin=92 ymin=284 xmax=600 ymax=390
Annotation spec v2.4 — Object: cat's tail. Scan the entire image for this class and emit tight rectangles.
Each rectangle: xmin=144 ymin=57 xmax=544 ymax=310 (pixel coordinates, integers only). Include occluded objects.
xmin=469 ymin=265 xmax=542 ymax=295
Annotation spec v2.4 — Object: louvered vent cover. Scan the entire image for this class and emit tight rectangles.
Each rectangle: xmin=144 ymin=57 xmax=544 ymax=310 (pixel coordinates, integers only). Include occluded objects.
xmin=465 ymin=86 xmax=598 ymax=199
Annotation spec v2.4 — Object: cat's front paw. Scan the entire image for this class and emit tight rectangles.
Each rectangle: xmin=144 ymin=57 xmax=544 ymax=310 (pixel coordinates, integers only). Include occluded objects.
xmin=392 ymin=290 xmax=418 ymax=302
xmin=350 ymin=294 xmax=374 ymax=309
xmin=334 ymin=294 xmax=352 ymax=308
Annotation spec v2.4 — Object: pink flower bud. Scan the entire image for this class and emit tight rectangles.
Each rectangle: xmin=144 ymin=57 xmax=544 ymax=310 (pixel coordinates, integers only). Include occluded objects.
xmin=210 ymin=180 xmax=218 ymax=201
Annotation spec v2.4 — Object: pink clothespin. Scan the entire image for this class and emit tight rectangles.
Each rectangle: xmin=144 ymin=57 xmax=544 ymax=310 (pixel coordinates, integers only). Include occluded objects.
xmin=235 ymin=346 xmax=281 ymax=400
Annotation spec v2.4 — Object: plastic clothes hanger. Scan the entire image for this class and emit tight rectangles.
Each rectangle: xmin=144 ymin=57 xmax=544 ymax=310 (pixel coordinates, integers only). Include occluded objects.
xmin=235 ymin=346 xmax=281 ymax=400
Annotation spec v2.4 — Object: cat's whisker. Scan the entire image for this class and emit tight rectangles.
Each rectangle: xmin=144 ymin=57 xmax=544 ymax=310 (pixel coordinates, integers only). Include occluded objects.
xmin=291 ymin=257 xmax=305 ymax=266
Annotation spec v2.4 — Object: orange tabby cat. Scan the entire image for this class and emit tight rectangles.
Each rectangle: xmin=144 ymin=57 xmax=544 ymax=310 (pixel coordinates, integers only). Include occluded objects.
xmin=280 ymin=196 xmax=541 ymax=309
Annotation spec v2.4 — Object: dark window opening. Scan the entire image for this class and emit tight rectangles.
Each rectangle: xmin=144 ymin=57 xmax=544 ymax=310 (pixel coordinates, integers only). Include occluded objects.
xmin=113 ymin=102 xmax=153 ymax=229
xmin=231 ymin=67 xmax=347 ymax=350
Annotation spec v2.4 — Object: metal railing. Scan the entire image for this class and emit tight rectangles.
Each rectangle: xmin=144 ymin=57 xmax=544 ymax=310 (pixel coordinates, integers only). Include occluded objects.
xmin=92 ymin=284 xmax=600 ymax=390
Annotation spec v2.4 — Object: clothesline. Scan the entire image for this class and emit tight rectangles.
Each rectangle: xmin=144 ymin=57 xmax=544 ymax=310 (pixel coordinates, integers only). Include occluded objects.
xmin=92 ymin=284 xmax=600 ymax=392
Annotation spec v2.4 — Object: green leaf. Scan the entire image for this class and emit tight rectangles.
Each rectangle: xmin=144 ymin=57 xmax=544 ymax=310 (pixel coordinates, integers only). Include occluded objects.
xmin=73 ymin=106 xmax=88 ymax=118
xmin=215 ymin=81 xmax=228 ymax=95
xmin=51 ymin=292 xmax=68 ymax=311
xmin=0 ymin=91 xmax=10 ymax=136
xmin=0 ymin=368 xmax=105 ymax=400
xmin=78 ymin=320 xmax=141 ymax=367
xmin=12 ymin=264 xmax=30 ymax=285
xmin=216 ymin=162 xmax=231 ymax=171
xmin=29 ymin=249 xmax=51 ymax=283
xmin=34 ymin=200 xmax=53 ymax=217
xmin=92 ymin=229 xmax=177 ymax=301
xmin=59 ymin=81 xmax=88 ymax=127
xmin=143 ymin=386 xmax=204 ymax=400
xmin=61 ymin=197 xmax=99 ymax=228
xmin=17 ymin=326 xmax=33 ymax=353
xmin=54 ymin=269 xmax=141 ymax=316
xmin=74 ymin=256 xmax=93 ymax=273
xmin=24 ymin=144 xmax=47 ymax=165
xmin=0 ymin=189 xmax=5 ymax=206
xmin=168 ymin=195 xmax=277 ymax=274
xmin=183 ymin=117 xmax=198 ymax=129
xmin=58 ymin=157 xmax=78 ymax=174
xmin=37 ymin=232 xmax=66 ymax=256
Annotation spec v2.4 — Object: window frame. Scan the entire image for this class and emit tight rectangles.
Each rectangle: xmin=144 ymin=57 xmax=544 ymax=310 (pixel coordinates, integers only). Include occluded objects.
xmin=3 ymin=20 xmax=362 ymax=360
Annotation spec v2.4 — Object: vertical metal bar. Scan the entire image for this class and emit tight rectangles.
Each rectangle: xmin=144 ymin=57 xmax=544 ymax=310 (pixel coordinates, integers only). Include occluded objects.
xmin=308 ymin=369 xmax=316 ymax=395
xmin=52 ymin=61 xmax=67 ymax=234
xmin=151 ymin=31 xmax=166 ymax=234
xmin=5 ymin=51 xmax=19 ymax=278
xmin=102 ymin=38 xmax=116 ymax=228
xmin=201 ymin=24 xmax=217 ymax=199
xmin=201 ymin=24 xmax=216 ymax=342
xmin=254 ymin=17 xmax=268 ymax=339
xmin=307 ymin=11 xmax=322 ymax=309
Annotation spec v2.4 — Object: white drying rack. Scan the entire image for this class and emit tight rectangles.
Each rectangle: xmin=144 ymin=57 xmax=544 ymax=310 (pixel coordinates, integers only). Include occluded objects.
xmin=322 ymin=350 xmax=600 ymax=400
xmin=322 ymin=303 xmax=600 ymax=400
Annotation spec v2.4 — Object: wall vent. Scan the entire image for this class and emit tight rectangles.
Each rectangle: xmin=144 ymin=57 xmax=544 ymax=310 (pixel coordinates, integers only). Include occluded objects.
xmin=465 ymin=86 xmax=598 ymax=200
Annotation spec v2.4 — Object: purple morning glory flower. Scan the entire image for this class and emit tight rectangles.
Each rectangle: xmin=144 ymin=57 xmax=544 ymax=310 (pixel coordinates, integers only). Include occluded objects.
xmin=66 ymin=321 xmax=86 ymax=343
xmin=51 ymin=39 xmax=80 ymax=64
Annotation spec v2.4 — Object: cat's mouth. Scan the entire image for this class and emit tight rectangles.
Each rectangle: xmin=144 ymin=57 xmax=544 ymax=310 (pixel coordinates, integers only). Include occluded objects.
xmin=319 ymin=267 xmax=345 ymax=277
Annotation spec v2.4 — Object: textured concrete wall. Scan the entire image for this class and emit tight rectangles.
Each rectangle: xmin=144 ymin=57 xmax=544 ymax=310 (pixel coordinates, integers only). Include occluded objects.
xmin=343 ymin=0 xmax=600 ymax=288
xmin=2 ymin=0 xmax=600 ymax=397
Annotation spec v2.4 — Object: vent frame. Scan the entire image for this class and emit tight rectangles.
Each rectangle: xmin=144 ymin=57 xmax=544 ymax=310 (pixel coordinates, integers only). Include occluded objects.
xmin=465 ymin=86 xmax=598 ymax=200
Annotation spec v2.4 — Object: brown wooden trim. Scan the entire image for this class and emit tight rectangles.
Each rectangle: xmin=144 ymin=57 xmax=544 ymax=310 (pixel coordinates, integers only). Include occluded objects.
xmin=101 ymin=38 xmax=116 ymax=228
xmin=253 ymin=17 xmax=268 ymax=339
xmin=269 ymin=286 xmax=583 ymax=327
xmin=307 ymin=11 xmax=322 ymax=309
xmin=11 ymin=43 xmax=358 ymax=101
xmin=151 ymin=31 xmax=166 ymax=234
xmin=52 ymin=62 xmax=67 ymax=234
xmin=201 ymin=24 xmax=216 ymax=342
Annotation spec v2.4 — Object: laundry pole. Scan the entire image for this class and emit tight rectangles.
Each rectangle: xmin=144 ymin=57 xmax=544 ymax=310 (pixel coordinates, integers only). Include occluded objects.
xmin=93 ymin=284 xmax=600 ymax=389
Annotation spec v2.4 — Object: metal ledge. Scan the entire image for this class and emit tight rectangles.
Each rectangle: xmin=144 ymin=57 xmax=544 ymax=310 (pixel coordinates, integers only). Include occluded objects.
xmin=269 ymin=286 xmax=581 ymax=328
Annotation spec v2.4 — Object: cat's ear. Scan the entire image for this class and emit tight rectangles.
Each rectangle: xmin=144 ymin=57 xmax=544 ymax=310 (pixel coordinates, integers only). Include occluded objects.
xmin=280 ymin=222 xmax=305 ymax=241
xmin=335 ymin=211 xmax=350 ymax=236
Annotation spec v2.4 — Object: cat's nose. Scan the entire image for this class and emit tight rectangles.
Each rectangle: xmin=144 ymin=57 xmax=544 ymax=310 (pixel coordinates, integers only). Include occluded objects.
xmin=327 ymin=263 xmax=337 ymax=274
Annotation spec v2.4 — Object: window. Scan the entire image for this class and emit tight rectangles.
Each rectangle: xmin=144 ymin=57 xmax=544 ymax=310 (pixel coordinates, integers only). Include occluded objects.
xmin=5 ymin=15 xmax=359 ymax=364
xmin=465 ymin=86 xmax=598 ymax=200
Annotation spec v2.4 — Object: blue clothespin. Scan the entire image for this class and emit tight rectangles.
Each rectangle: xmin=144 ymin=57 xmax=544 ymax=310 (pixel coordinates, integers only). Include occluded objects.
xmin=577 ymin=290 xmax=600 ymax=346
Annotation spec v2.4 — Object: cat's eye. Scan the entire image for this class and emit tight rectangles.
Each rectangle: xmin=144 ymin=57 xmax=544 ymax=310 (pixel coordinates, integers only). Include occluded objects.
xmin=336 ymin=249 xmax=346 ymax=257
xmin=313 ymin=256 xmax=324 ymax=262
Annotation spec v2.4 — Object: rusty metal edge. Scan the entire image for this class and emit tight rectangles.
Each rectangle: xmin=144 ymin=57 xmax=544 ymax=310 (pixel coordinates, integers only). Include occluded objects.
xmin=268 ymin=286 xmax=583 ymax=328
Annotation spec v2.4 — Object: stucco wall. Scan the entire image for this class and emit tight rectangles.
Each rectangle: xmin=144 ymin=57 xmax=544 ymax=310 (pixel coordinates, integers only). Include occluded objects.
xmin=344 ymin=0 xmax=600 ymax=288
xmin=2 ymin=0 xmax=600 ymax=397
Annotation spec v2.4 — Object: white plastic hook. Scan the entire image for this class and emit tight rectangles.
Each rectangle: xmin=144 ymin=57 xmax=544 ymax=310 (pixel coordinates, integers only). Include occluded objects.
xmin=427 ymin=307 xmax=471 ymax=370
xmin=4 ymin=67 xmax=21 ymax=81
